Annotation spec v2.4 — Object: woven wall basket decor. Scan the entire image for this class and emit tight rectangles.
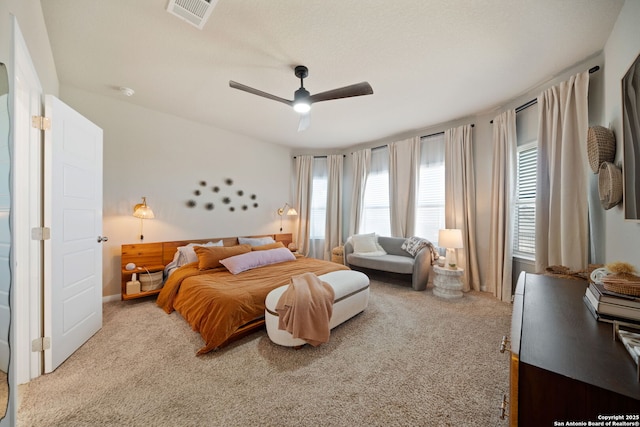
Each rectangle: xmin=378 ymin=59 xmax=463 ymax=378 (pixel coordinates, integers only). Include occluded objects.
xmin=587 ymin=125 xmax=616 ymax=173
xmin=598 ymin=161 xmax=623 ymax=210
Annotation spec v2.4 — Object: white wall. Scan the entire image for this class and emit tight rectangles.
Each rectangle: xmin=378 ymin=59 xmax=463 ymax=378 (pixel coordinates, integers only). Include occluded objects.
xmin=60 ymin=86 xmax=294 ymax=298
xmin=603 ymin=0 xmax=640 ymax=266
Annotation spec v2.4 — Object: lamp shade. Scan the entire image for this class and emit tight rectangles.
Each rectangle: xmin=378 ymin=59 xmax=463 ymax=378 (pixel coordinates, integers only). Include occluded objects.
xmin=133 ymin=197 xmax=155 ymax=219
xmin=438 ymin=229 xmax=463 ymax=249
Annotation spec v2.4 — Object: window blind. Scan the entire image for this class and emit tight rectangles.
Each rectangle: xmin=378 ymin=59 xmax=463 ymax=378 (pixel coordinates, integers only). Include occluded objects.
xmin=514 ymin=143 xmax=537 ymax=258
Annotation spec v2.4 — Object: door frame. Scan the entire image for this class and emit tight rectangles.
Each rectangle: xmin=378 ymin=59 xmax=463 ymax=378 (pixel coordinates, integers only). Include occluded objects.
xmin=12 ymin=16 xmax=44 ymax=385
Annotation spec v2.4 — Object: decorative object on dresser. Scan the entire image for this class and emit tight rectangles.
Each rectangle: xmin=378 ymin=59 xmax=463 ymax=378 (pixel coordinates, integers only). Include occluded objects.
xmin=506 ymin=272 xmax=639 ymax=426
xmin=592 ymin=262 xmax=640 ymax=297
xmin=132 ymin=196 xmax=154 ymax=241
xmin=585 ymin=263 xmax=640 ymax=324
xmin=437 ymin=229 xmax=463 ymax=269
xmin=614 ymin=322 xmax=640 ymax=381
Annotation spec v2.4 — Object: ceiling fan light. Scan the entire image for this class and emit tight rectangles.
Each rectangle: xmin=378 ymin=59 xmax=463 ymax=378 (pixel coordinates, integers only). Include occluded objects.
xmin=293 ymin=87 xmax=311 ymax=113
xmin=293 ymin=101 xmax=311 ymax=113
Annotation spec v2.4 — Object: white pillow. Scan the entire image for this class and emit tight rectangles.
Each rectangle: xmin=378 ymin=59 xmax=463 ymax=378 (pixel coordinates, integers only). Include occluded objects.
xmin=351 ymin=233 xmax=386 ymax=256
xmin=238 ymin=236 xmax=276 ymax=247
xmin=176 ymin=241 xmax=223 ymax=266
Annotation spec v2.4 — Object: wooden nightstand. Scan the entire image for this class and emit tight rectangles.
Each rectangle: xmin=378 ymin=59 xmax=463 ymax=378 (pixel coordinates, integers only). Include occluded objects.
xmin=121 ymin=264 xmax=164 ymax=300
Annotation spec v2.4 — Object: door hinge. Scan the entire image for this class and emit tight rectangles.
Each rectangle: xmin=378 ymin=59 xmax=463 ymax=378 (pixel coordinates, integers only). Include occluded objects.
xmin=32 ymin=115 xmax=51 ymax=130
xmin=31 ymin=227 xmax=51 ymax=241
xmin=32 ymin=337 xmax=51 ymax=352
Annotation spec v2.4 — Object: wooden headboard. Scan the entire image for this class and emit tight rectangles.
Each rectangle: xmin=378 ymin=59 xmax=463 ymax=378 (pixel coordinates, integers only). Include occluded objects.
xmin=121 ymin=233 xmax=293 ymax=268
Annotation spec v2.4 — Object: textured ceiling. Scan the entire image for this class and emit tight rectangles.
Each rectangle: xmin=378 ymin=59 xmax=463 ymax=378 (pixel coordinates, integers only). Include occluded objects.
xmin=41 ymin=0 xmax=623 ymax=149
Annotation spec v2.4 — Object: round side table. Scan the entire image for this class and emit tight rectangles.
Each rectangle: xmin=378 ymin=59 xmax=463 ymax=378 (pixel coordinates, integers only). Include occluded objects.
xmin=433 ymin=265 xmax=464 ymax=299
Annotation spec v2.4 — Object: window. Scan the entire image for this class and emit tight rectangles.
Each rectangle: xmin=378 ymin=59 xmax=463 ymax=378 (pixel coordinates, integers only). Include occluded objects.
xmin=360 ymin=148 xmax=390 ymax=236
xmin=309 ymin=158 xmax=327 ymax=239
xmin=415 ymin=134 xmax=445 ymax=243
xmin=513 ymin=141 xmax=537 ymax=258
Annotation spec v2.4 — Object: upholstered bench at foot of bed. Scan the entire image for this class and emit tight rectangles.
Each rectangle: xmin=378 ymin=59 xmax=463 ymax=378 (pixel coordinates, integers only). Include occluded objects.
xmin=264 ymin=270 xmax=370 ymax=347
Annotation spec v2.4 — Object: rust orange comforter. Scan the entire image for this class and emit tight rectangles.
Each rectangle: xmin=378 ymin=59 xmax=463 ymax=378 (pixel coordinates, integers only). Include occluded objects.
xmin=157 ymin=257 xmax=349 ymax=355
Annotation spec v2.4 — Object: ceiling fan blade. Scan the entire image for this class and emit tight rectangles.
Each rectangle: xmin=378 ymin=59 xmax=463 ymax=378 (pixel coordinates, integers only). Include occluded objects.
xmin=308 ymin=82 xmax=373 ymax=104
xmin=229 ymin=81 xmax=293 ymax=106
xmin=297 ymin=112 xmax=310 ymax=132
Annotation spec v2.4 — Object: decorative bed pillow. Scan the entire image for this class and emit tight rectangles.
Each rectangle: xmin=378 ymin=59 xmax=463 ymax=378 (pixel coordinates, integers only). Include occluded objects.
xmin=220 ymin=247 xmax=296 ymax=275
xmin=176 ymin=240 xmax=224 ymax=266
xmin=351 ymin=233 xmax=386 ymax=256
xmin=238 ymin=236 xmax=276 ymax=246
xmin=194 ymin=244 xmax=251 ymax=270
xmin=251 ymin=241 xmax=285 ymax=251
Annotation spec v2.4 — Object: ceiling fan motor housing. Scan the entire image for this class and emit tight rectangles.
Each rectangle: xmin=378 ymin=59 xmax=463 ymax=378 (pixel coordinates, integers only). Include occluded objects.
xmin=294 ymin=65 xmax=309 ymax=80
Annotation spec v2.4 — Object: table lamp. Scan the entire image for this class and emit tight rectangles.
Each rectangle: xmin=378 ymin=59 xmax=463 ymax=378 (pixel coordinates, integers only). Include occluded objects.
xmin=438 ymin=229 xmax=463 ymax=269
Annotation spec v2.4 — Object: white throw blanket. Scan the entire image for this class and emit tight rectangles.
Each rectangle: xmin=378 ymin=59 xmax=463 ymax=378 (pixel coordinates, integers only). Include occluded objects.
xmin=275 ymin=272 xmax=335 ymax=346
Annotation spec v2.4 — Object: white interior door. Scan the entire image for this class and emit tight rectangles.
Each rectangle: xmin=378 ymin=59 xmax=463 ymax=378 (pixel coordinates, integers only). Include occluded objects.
xmin=0 ymin=92 xmax=9 ymax=373
xmin=43 ymin=95 xmax=103 ymax=373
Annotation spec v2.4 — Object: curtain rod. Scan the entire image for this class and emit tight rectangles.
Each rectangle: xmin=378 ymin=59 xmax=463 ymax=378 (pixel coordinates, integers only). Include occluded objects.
xmin=363 ymin=123 xmax=475 ymax=153
xmin=490 ymin=65 xmax=600 ymax=123
xmin=293 ymin=154 xmax=346 ymax=159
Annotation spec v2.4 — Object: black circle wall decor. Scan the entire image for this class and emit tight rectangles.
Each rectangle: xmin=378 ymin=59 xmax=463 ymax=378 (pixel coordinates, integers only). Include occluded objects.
xmin=187 ymin=178 xmax=259 ymax=213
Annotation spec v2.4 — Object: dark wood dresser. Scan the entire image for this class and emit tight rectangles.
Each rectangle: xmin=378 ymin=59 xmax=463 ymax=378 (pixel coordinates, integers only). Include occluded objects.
xmin=509 ymin=273 xmax=640 ymax=426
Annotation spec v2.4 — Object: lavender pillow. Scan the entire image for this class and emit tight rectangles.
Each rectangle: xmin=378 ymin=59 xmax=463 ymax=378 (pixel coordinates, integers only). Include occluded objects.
xmin=220 ymin=247 xmax=296 ymax=275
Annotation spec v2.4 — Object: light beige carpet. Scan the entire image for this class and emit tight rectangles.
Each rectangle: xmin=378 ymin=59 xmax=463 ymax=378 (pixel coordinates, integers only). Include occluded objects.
xmin=18 ymin=279 xmax=512 ymax=427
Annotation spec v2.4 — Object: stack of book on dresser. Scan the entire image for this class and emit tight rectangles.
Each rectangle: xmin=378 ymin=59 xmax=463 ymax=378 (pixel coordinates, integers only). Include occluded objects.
xmin=584 ymin=281 xmax=640 ymax=325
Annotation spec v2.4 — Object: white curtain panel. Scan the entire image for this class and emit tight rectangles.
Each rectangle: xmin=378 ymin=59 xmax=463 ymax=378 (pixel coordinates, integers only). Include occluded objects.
xmin=388 ymin=137 xmax=420 ymax=237
xmin=535 ymin=71 xmax=589 ymax=272
xmin=445 ymin=124 xmax=481 ymax=292
xmin=348 ymin=149 xmax=371 ymax=236
xmin=488 ymin=110 xmax=517 ymax=301
xmin=323 ymin=155 xmax=343 ymax=260
xmin=294 ymin=155 xmax=313 ymax=256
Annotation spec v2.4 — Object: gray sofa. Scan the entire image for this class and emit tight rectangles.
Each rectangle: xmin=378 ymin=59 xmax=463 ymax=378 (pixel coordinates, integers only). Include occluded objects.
xmin=343 ymin=236 xmax=432 ymax=291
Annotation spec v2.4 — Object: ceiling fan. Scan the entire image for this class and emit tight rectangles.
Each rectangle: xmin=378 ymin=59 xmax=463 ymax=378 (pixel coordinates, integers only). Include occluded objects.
xmin=229 ymin=65 xmax=373 ymax=131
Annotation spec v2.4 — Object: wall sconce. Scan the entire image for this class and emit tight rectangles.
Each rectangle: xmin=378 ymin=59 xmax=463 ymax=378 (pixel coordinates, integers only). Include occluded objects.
xmin=133 ymin=196 xmax=154 ymax=241
xmin=438 ymin=229 xmax=463 ymax=269
xmin=277 ymin=203 xmax=298 ymax=232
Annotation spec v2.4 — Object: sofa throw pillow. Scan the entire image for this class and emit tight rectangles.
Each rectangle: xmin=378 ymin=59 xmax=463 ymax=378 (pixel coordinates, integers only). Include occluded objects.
xmin=194 ymin=244 xmax=252 ymax=270
xmin=401 ymin=236 xmax=430 ymax=257
xmin=351 ymin=233 xmax=387 ymax=256
xmin=220 ymin=247 xmax=296 ymax=274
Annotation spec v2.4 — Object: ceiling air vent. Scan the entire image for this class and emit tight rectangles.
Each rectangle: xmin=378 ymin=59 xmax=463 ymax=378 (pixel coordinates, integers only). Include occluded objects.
xmin=166 ymin=0 xmax=218 ymax=30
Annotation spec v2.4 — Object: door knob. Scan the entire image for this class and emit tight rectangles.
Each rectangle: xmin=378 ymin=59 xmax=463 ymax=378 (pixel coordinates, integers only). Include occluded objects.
xmin=97 ymin=236 xmax=109 ymax=243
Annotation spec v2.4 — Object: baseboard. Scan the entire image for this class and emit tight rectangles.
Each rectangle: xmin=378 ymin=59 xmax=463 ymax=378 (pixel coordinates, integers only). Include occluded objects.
xmin=102 ymin=294 xmax=120 ymax=303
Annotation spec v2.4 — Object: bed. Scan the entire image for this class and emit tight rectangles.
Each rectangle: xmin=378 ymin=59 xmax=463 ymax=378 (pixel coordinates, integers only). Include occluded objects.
xmin=123 ymin=234 xmax=350 ymax=355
